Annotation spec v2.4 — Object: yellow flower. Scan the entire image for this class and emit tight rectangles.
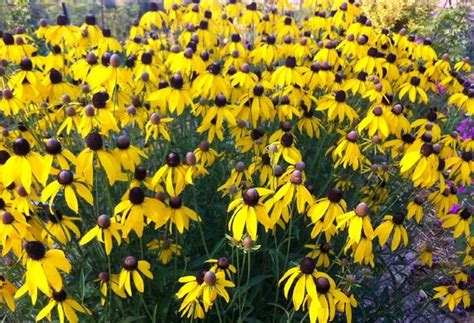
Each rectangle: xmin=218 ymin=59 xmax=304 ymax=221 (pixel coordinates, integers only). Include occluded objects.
xmin=145 ymin=113 xmax=173 ymax=143
xmin=98 ymin=272 xmax=126 ymax=306
xmin=316 ymin=90 xmax=358 ymax=123
xmin=76 ymin=132 xmax=123 ymax=185
xmin=0 ymin=275 xmax=16 ymax=312
xmin=41 ymin=209 xmax=81 ymax=246
xmin=152 ymin=151 xmax=188 ymax=196
xmin=15 ymin=241 xmax=71 ymax=305
xmin=433 ymin=283 xmax=471 ymax=312
xmin=305 ymin=243 xmax=334 ymax=268
xmin=3 ymin=138 xmax=47 ymax=192
xmin=0 ymin=210 xmax=30 ymax=257
xmin=337 ymin=202 xmax=374 ymax=243
xmin=441 ymin=207 xmax=472 ymax=238
xmin=79 ymin=214 xmax=122 ymax=255
xmin=35 ymin=289 xmax=91 ymax=323
xmin=228 ymin=188 xmax=273 ymax=240
xmin=111 ymin=135 xmax=148 ymax=172
xmin=374 ymin=214 xmax=409 ymax=251
xmin=147 ymin=238 xmax=182 ymax=265
xmin=417 ymin=245 xmax=433 ymax=267
xmin=41 ymin=170 xmax=93 ymax=214
xmin=205 ymin=257 xmax=237 ymax=279
xmin=272 ymin=170 xmax=313 ymax=214
xmin=114 ymin=187 xmax=165 ymax=238
xmin=118 ymin=256 xmax=153 ymax=296
xmin=200 ymin=270 xmax=234 ymax=310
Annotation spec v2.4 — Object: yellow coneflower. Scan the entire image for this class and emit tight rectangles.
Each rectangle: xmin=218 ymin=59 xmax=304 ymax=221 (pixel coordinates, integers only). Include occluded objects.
xmin=41 ymin=208 xmax=81 ymax=246
xmin=205 ymin=257 xmax=237 ymax=279
xmin=305 ymin=243 xmax=334 ymax=268
xmin=433 ymin=282 xmax=471 ymax=312
xmin=35 ymin=289 xmax=91 ymax=323
xmin=228 ymin=188 xmax=272 ymax=240
xmin=316 ymin=90 xmax=358 ymax=123
xmin=161 ymin=195 xmax=201 ymax=234
xmin=337 ymin=202 xmax=374 ymax=243
xmin=374 ymin=214 xmax=409 ymax=251
xmin=114 ymin=187 xmax=165 ymax=238
xmin=152 ymin=151 xmax=188 ymax=196
xmin=15 ymin=241 xmax=71 ymax=305
xmin=441 ymin=207 xmax=472 ymax=238
xmin=76 ymin=132 xmax=123 ymax=185
xmin=79 ymin=214 xmax=122 ymax=255
xmin=0 ymin=210 xmax=30 ymax=257
xmin=0 ymin=275 xmax=16 ymax=312
xmin=41 ymin=170 xmax=93 ymax=214
xmin=118 ymin=256 xmax=153 ymax=296
xmin=3 ymin=137 xmax=46 ymax=192
xmin=147 ymin=238 xmax=182 ymax=265
xmin=111 ymin=135 xmax=148 ymax=172
xmin=98 ymin=272 xmax=126 ymax=306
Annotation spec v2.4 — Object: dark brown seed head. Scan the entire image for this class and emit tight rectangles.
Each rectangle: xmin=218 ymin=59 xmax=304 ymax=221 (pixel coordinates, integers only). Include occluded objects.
xmin=170 ymin=73 xmax=184 ymax=89
xmin=243 ymin=188 xmax=259 ymax=206
xmin=299 ymin=257 xmax=316 ymax=274
xmin=169 ymin=195 xmax=183 ymax=209
xmin=123 ymin=256 xmax=138 ymax=270
xmin=460 ymin=208 xmax=471 ymax=220
xmin=129 ymin=187 xmax=145 ymax=205
xmin=410 ymin=77 xmax=420 ymax=86
xmin=461 ymin=151 xmax=472 ymax=162
xmin=84 ymin=105 xmax=95 ymax=117
xmin=45 ymin=138 xmax=62 ymax=155
xmin=372 ymin=106 xmax=383 ymax=116
xmin=52 ymin=289 xmax=67 ymax=302
xmin=281 ymin=133 xmax=294 ymax=147
xmin=116 ymin=135 xmax=130 ymax=150
xmin=335 ymin=90 xmax=346 ymax=103
xmin=25 ymin=241 xmax=46 ymax=260
xmin=57 ymin=170 xmax=74 ymax=185
xmin=420 ymin=143 xmax=433 ymax=157
xmin=355 ymin=202 xmax=369 ymax=217
xmin=99 ymin=272 xmax=109 ymax=282
xmin=243 ymin=236 xmax=254 ymax=248
xmin=392 ymin=212 xmax=405 ymax=225
xmin=391 ymin=104 xmax=403 ymax=115
xmin=16 ymin=185 xmax=27 ymax=197
xmin=3 ymin=89 xmax=13 ymax=100
xmin=150 ymin=113 xmax=161 ymax=125
xmin=165 ymin=152 xmax=180 ymax=167
xmin=321 ymin=243 xmax=331 ymax=253
xmin=285 ymin=56 xmax=296 ymax=68
xmin=134 ymin=166 xmax=147 ymax=181
xmin=199 ymin=141 xmax=210 ymax=151
xmin=273 ymin=165 xmax=284 ymax=177
xmin=328 ymin=188 xmax=342 ymax=203
xmin=185 ymin=152 xmax=196 ymax=166
xmin=12 ymin=138 xmax=30 ymax=156
xmin=97 ymin=214 xmax=111 ymax=229
xmin=2 ymin=211 xmax=14 ymax=225
xmin=346 ymin=131 xmax=358 ymax=142
xmin=295 ymin=161 xmax=305 ymax=171
xmin=235 ymin=161 xmax=245 ymax=172
xmin=109 ymin=54 xmax=121 ymax=68
xmin=204 ymin=271 xmax=216 ymax=285
xmin=217 ymin=257 xmax=229 ymax=269
xmin=290 ymin=170 xmax=303 ymax=185
xmin=316 ymin=277 xmax=330 ymax=294
xmin=86 ymin=132 xmax=103 ymax=151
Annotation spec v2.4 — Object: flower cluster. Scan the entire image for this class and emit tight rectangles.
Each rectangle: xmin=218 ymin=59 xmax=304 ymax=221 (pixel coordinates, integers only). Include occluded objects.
xmin=0 ymin=0 xmax=471 ymax=322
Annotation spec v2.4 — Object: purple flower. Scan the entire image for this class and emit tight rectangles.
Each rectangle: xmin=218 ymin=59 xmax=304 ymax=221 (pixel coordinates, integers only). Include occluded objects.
xmin=448 ymin=204 xmax=461 ymax=214
xmin=456 ymin=118 xmax=474 ymax=141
